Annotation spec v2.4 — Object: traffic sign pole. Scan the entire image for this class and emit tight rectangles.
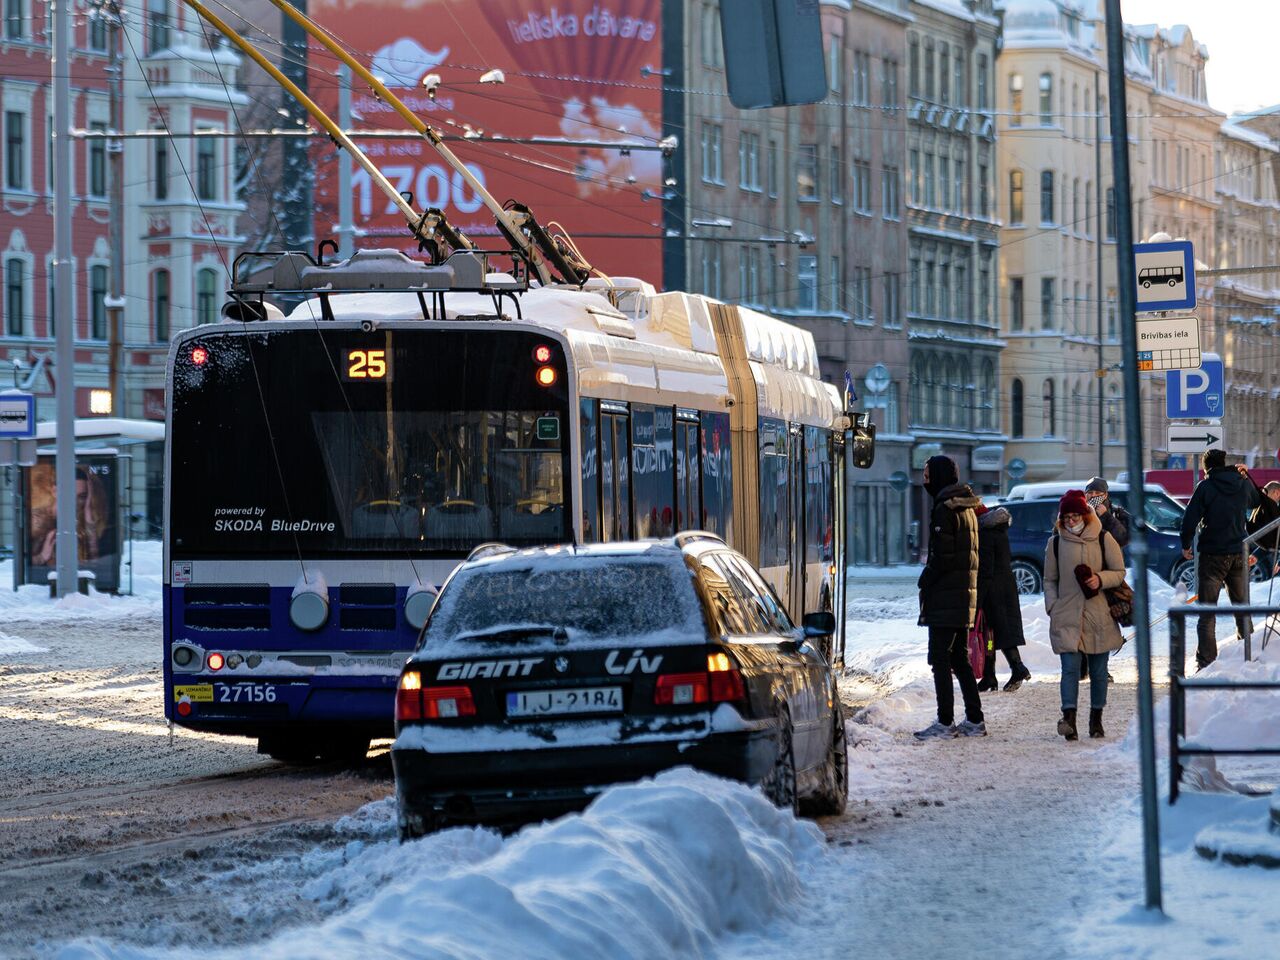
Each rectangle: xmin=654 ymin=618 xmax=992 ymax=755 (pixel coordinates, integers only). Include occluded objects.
xmin=1106 ymin=0 xmax=1162 ymax=914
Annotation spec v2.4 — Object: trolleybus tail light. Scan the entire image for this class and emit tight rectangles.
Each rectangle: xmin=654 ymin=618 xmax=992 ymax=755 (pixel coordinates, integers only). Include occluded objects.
xmin=206 ymin=651 xmax=225 ymax=672
xmin=535 ymin=365 xmax=557 ymax=387
xmin=532 ymin=344 xmax=553 ymax=364
xmin=190 ymin=346 xmax=209 ymax=366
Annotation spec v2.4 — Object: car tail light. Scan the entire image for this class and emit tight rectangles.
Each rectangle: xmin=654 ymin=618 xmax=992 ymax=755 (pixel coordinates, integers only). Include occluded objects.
xmin=655 ymin=654 xmax=745 ymax=706
xmin=707 ymin=652 xmax=746 ymax=702
xmin=422 ymin=685 xmax=476 ymax=719
xmin=396 ymin=671 xmax=423 ymax=721
xmin=655 ymin=672 xmax=709 ymax=705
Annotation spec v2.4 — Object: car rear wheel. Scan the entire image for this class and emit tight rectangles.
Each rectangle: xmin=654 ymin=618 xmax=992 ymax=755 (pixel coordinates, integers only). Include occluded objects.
xmin=761 ymin=708 xmax=798 ymax=815
xmin=803 ymin=700 xmax=848 ymax=816
xmin=1011 ymin=560 xmax=1043 ymax=595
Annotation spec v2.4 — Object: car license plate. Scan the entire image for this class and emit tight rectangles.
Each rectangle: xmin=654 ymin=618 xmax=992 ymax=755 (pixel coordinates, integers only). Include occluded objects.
xmin=214 ymin=683 xmax=278 ymax=704
xmin=506 ymin=686 xmax=622 ymax=718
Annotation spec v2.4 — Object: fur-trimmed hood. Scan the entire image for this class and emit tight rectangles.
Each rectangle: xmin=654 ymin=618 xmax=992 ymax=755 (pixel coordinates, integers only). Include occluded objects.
xmin=978 ymin=506 xmax=1011 ymax=529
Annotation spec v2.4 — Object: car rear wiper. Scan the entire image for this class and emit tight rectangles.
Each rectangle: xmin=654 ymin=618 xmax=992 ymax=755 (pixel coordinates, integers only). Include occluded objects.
xmin=456 ymin=625 xmax=571 ymax=645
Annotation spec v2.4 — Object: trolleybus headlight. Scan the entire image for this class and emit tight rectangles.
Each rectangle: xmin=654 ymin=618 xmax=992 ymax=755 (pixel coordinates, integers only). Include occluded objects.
xmin=404 ymin=582 xmax=438 ymax=631
xmin=247 ymin=654 xmax=262 ymax=669
xmin=290 ymin=591 xmax=330 ymax=632
xmin=207 ymin=652 xmax=225 ymax=671
xmin=532 ymin=344 xmax=553 ymax=364
xmin=226 ymin=653 xmax=244 ymax=669
xmin=172 ymin=645 xmax=196 ymax=668
xmin=535 ymin=365 xmax=557 ymax=387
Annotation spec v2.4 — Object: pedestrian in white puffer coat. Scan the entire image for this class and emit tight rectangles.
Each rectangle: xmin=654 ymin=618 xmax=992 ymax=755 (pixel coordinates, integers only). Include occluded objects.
xmin=1043 ymin=489 xmax=1125 ymax=741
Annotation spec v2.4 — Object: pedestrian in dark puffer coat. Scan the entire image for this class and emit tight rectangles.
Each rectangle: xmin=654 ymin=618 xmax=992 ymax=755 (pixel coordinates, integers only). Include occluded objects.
xmin=974 ymin=504 xmax=1032 ymax=693
xmin=914 ymin=455 xmax=986 ymax=740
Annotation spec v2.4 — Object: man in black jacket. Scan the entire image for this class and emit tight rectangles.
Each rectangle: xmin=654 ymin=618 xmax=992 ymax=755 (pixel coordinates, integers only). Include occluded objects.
xmin=915 ymin=455 xmax=986 ymax=739
xmin=1085 ymin=476 xmax=1131 ymax=548
xmin=1180 ymin=449 xmax=1262 ymax=669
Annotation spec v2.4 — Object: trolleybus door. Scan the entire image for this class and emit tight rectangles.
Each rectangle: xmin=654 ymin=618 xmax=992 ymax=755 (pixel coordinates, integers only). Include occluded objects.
xmin=789 ymin=425 xmax=805 ymax=620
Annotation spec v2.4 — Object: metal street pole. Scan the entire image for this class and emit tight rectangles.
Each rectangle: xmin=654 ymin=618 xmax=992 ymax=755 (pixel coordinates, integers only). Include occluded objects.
xmin=1095 ymin=69 xmax=1105 ymax=479
xmin=52 ymin=0 xmax=79 ymax=597
xmin=106 ymin=1 xmax=125 ymax=417
xmin=1104 ymin=0 xmax=1163 ymax=913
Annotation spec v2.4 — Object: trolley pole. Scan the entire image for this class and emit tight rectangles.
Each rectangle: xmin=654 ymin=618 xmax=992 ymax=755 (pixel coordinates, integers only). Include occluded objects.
xmin=338 ymin=65 xmax=353 ymax=260
xmin=1104 ymin=0 xmax=1163 ymax=912
xmin=52 ymin=0 xmax=79 ymax=598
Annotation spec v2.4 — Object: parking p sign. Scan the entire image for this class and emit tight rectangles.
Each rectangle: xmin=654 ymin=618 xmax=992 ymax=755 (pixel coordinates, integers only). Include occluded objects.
xmin=1166 ymin=356 xmax=1224 ymax=419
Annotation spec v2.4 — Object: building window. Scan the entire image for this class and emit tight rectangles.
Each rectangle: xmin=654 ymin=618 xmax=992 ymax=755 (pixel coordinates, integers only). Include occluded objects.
xmin=853 ymin=51 xmax=870 ymax=105
xmin=796 ymin=144 xmax=818 ymax=201
xmin=833 ymin=258 xmax=847 ymax=314
xmin=979 ymin=162 xmax=989 ymax=217
xmin=739 ymin=132 xmax=760 ymax=192
xmin=1041 ymin=277 xmax=1055 ymax=329
xmin=148 ymin=0 xmax=171 ymax=53
xmin=85 ymin=121 xmax=108 ymax=197
xmin=700 ymin=123 xmax=723 ymax=184
xmin=908 ymin=35 xmax=920 ymax=97
xmin=853 ymin=158 xmax=871 ymax=213
xmin=5 ymin=111 xmax=26 ymax=191
xmin=5 ymin=0 xmax=24 ymax=40
xmin=1010 ymin=277 xmax=1024 ymax=331
xmin=830 ymin=146 xmax=842 ymax=203
xmin=908 ymin=149 xmax=920 ymax=205
xmin=881 ymin=58 xmax=898 ymax=107
xmin=1009 ymin=169 xmax=1024 ymax=223
xmin=976 ymin=54 xmax=988 ymax=111
xmin=939 ymin=45 xmax=950 ymax=105
xmin=1011 ymin=379 xmax=1024 ymax=437
xmin=1105 ymin=186 xmax=1117 ymax=241
xmin=197 ymin=268 xmax=218 ymax=326
xmin=700 ymin=244 xmax=722 ymax=300
xmin=924 ymin=39 xmax=935 ymax=100
xmin=89 ymin=8 xmax=108 ymax=51
xmin=882 ymin=164 xmax=900 ymax=219
xmin=828 ymin=37 xmax=842 ymax=94
xmin=90 ymin=264 xmax=108 ymax=339
xmin=883 ymin=273 xmax=900 ymax=328
xmin=1039 ymin=72 xmax=1053 ymax=125
xmin=979 ymin=252 xmax=991 ymax=324
xmin=197 ymin=136 xmax=217 ymax=200
xmin=1042 ymin=379 xmax=1056 ymax=436
xmin=953 ymin=48 xmax=965 ymax=109
xmin=797 ymin=255 xmax=817 ymax=311
xmin=154 ymin=138 xmax=169 ymax=200
xmin=1040 ymin=170 xmax=1055 ymax=224
xmin=153 ymin=269 xmax=170 ymax=340
xmin=701 ymin=3 xmax=722 ymax=68
xmin=923 ymin=152 xmax=935 ymax=207
xmin=1009 ymin=74 xmax=1023 ymax=126
xmin=5 ymin=258 xmax=25 ymax=336
xmin=767 ymin=139 xmax=778 ymax=198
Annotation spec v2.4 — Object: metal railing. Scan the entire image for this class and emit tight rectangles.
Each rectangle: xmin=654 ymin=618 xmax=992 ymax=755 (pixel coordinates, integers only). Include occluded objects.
xmin=1244 ymin=514 xmax=1280 ymax=655
xmin=1168 ymin=603 xmax=1280 ymax=803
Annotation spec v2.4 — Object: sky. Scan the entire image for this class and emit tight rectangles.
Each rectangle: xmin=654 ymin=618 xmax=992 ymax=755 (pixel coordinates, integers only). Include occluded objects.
xmin=1121 ymin=0 xmax=1280 ymax=116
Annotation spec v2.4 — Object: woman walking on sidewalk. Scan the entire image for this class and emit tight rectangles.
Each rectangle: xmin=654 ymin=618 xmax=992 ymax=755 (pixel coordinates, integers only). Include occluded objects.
xmin=974 ymin=504 xmax=1032 ymax=692
xmin=1043 ymin=490 xmax=1126 ymax=740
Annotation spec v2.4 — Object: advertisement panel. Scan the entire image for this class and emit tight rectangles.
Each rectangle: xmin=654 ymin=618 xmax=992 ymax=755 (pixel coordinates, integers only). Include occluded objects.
xmin=309 ymin=0 xmax=665 ymax=286
xmin=25 ymin=455 xmax=120 ymax=592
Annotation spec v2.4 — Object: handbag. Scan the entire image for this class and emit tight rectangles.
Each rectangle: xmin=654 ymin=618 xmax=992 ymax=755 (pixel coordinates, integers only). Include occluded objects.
xmin=1100 ymin=531 xmax=1135 ymax=627
xmin=966 ymin=609 xmax=987 ymax=679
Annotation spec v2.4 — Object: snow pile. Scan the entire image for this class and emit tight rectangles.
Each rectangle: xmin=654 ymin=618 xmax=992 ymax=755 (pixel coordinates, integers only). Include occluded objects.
xmin=58 ymin=769 xmax=824 ymax=960
xmin=0 ymin=628 xmax=45 ymax=656
xmin=0 ymin=540 xmax=161 ymax=622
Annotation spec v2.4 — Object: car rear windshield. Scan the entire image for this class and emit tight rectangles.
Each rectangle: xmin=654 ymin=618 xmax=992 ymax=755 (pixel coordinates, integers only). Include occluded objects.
xmin=423 ymin=557 xmax=705 ymax=654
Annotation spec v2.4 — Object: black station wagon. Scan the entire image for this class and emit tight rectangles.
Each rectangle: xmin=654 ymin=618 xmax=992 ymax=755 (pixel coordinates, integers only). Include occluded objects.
xmin=391 ymin=534 xmax=847 ymax=836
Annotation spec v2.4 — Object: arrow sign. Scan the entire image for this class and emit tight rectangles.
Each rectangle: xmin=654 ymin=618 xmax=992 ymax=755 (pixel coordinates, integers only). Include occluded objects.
xmin=1166 ymin=423 xmax=1226 ymax=454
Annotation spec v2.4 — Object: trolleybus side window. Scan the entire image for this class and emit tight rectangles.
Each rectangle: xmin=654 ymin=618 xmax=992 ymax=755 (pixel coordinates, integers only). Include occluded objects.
xmin=805 ymin=426 xmax=834 ymax=564
xmin=580 ymin=399 xmax=600 ymax=541
xmin=700 ymin=411 xmax=733 ymax=540
xmin=600 ymin=406 xmax=631 ymax=542
xmin=632 ymin=404 xmax=676 ymax=539
xmin=675 ymin=413 xmax=701 ymax=530
xmin=758 ymin=418 xmax=791 ymax=569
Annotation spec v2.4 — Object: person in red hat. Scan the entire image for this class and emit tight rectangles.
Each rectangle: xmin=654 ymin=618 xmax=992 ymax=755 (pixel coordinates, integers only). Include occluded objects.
xmin=1043 ymin=489 xmax=1126 ymax=740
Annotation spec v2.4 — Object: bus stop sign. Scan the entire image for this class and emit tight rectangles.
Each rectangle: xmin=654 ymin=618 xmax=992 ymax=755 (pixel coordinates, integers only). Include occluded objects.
xmin=0 ymin=390 xmax=35 ymax=438
xmin=1134 ymin=240 xmax=1196 ymax=312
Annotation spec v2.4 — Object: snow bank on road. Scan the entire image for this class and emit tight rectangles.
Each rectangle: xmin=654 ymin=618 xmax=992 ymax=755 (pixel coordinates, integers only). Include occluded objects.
xmin=0 ymin=541 xmax=161 ymax=624
xmin=0 ymin=629 xmax=44 ymax=655
xmin=58 ymin=769 xmax=824 ymax=960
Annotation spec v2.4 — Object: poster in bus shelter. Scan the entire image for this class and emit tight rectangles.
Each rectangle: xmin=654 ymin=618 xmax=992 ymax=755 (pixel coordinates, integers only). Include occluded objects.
xmin=308 ymin=0 xmax=665 ymax=286
xmin=24 ymin=455 xmax=120 ymax=593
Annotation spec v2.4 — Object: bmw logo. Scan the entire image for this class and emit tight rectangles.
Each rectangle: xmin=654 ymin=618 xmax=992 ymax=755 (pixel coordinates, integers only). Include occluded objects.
xmin=554 ymin=657 xmax=570 ymax=673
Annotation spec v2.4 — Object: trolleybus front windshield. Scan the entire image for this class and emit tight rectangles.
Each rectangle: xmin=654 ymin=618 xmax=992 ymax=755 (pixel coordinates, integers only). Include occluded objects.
xmin=170 ymin=328 xmax=570 ymax=557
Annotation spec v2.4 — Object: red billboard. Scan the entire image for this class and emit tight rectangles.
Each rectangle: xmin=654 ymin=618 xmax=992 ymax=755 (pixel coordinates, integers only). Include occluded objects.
xmin=309 ymin=0 xmax=665 ymax=286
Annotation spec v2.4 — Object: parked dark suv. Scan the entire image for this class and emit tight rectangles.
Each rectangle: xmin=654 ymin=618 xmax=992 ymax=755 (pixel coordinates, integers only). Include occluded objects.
xmin=1004 ymin=493 xmax=1191 ymax=594
xmin=392 ymin=535 xmax=847 ymax=836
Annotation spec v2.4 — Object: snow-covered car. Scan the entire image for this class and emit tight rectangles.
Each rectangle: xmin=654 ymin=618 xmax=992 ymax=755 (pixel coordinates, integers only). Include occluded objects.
xmin=391 ymin=535 xmax=847 ymax=836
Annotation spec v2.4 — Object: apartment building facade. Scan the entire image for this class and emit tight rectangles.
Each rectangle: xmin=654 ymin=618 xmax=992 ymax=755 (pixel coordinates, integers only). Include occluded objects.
xmin=679 ymin=0 xmax=914 ymax=564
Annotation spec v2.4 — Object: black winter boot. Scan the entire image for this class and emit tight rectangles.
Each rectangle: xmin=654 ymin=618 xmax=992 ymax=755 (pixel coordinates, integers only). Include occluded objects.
xmin=1089 ymin=708 xmax=1105 ymax=739
xmin=977 ymin=654 xmax=998 ymax=692
xmin=1057 ymin=709 xmax=1078 ymax=741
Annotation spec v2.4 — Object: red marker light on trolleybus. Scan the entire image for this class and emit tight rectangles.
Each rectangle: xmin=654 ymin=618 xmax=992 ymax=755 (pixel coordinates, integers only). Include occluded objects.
xmin=535 ymin=366 xmax=557 ymax=387
xmin=206 ymin=652 xmax=225 ymax=671
xmin=190 ymin=346 xmax=209 ymax=366
xmin=532 ymin=344 xmax=553 ymax=364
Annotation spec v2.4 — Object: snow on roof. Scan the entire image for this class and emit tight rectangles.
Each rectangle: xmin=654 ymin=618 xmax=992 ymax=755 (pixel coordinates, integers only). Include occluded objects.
xmin=1222 ymin=118 xmax=1279 ymax=151
xmin=34 ymin=418 xmax=165 ymax=442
